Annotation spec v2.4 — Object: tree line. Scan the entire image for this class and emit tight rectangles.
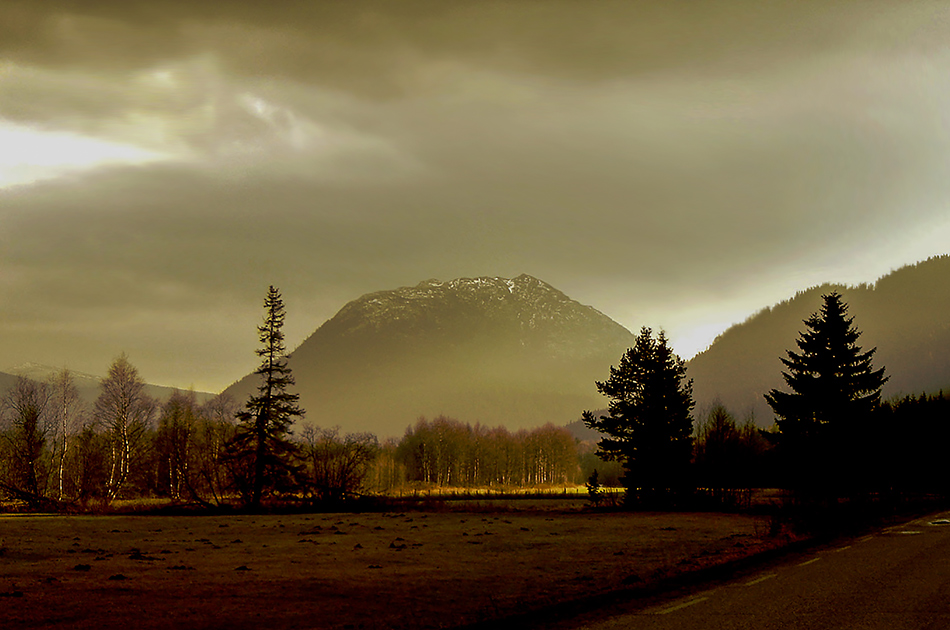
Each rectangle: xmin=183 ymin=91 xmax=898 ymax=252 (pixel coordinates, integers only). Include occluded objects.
xmin=0 ymin=371 xmax=593 ymax=509
xmin=0 ymin=286 xmax=597 ymax=509
xmin=0 ymin=362 xmax=232 ymax=508
xmin=395 ymin=416 xmax=578 ymax=488
xmin=0 ymin=286 xmax=637 ymax=511
xmin=584 ymin=292 xmax=950 ymax=511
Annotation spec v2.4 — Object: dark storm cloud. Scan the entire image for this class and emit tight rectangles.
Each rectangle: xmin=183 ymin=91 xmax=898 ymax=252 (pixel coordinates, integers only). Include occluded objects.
xmin=5 ymin=0 xmax=944 ymax=95
xmin=3 ymin=92 xmax=942 ymax=305
xmin=7 ymin=1 xmax=754 ymax=86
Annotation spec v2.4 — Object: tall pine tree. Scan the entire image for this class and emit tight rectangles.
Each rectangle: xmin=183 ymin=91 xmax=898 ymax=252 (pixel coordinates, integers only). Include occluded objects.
xmin=229 ymin=286 xmax=304 ymax=509
xmin=765 ymin=292 xmax=886 ymax=495
xmin=583 ymin=327 xmax=694 ymax=507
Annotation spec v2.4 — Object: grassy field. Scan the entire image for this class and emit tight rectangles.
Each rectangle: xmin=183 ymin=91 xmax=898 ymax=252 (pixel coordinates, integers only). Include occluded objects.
xmin=0 ymin=501 xmax=790 ymax=629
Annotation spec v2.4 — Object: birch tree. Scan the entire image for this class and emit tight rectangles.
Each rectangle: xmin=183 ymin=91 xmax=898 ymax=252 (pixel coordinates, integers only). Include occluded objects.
xmin=49 ymin=368 xmax=84 ymax=501
xmin=95 ymin=355 xmax=156 ymax=502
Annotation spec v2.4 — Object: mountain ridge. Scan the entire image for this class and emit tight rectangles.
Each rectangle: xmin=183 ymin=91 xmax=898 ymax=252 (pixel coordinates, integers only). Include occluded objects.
xmin=7 ymin=258 xmax=948 ymax=436
xmin=0 ymin=363 xmax=215 ymax=408
xmin=688 ymin=255 xmax=950 ymax=424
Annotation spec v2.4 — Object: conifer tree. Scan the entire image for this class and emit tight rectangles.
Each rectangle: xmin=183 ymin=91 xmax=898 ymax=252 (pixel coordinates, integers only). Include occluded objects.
xmin=765 ymin=292 xmax=886 ymax=494
xmin=586 ymin=469 xmax=603 ymax=505
xmin=583 ymin=327 xmax=694 ymax=506
xmin=229 ymin=286 xmax=304 ymax=509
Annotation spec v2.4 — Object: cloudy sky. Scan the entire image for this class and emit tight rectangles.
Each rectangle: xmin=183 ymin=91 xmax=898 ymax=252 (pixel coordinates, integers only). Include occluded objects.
xmin=2 ymin=0 xmax=950 ymax=392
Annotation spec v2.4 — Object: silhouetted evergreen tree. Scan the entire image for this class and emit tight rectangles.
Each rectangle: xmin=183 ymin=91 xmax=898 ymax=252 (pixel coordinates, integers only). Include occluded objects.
xmin=765 ymin=292 xmax=886 ymax=497
xmin=227 ymin=286 xmax=303 ymax=509
xmin=586 ymin=469 xmax=603 ymax=505
xmin=583 ymin=327 xmax=694 ymax=507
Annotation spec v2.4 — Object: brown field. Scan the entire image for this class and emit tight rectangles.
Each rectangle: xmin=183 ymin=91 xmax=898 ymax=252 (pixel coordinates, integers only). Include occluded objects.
xmin=0 ymin=500 xmax=792 ymax=629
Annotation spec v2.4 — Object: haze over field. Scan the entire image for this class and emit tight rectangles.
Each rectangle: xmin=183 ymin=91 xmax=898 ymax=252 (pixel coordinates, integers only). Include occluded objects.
xmin=3 ymin=1 xmax=950 ymax=391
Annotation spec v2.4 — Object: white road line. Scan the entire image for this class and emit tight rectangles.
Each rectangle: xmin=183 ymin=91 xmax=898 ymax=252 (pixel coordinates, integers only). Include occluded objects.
xmin=857 ymin=535 xmax=874 ymax=543
xmin=798 ymin=557 xmax=821 ymax=567
xmin=835 ymin=545 xmax=852 ymax=552
xmin=655 ymin=597 xmax=709 ymax=615
xmin=745 ymin=574 xmax=777 ymax=586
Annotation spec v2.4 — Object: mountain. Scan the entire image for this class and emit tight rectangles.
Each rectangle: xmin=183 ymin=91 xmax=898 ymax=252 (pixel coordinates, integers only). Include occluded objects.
xmin=0 ymin=363 xmax=215 ymax=408
xmin=223 ymin=274 xmax=636 ymax=438
xmin=688 ymin=255 xmax=950 ymax=425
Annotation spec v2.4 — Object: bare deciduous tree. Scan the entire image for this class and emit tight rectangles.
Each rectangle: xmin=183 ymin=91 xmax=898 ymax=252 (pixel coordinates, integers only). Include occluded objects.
xmin=195 ymin=394 xmax=238 ymax=505
xmin=1 ymin=376 xmax=54 ymax=499
xmin=395 ymin=417 xmax=578 ymax=489
xmin=155 ymin=390 xmax=200 ymax=501
xmin=301 ymin=425 xmax=378 ymax=503
xmin=49 ymin=368 xmax=84 ymax=501
xmin=94 ymin=355 xmax=156 ymax=502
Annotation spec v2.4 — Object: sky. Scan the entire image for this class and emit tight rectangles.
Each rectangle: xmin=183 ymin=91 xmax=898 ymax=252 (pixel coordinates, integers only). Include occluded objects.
xmin=2 ymin=0 xmax=950 ymax=393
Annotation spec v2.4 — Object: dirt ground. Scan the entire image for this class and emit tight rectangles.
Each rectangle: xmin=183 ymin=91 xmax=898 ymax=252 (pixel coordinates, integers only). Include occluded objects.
xmin=0 ymin=504 xmax=789 ymax=629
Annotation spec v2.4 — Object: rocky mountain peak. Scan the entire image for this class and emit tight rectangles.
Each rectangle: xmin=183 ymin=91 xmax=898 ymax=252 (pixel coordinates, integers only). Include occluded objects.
xmin=314 ymin=274 xmax=629 ymax=359
xmin=227 ymin=274 xmax=635 ymax=437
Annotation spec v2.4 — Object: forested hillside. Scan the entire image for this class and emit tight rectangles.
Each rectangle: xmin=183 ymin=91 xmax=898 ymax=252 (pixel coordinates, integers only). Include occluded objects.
xmin=689 ymin=255 xmax=950 ymax=424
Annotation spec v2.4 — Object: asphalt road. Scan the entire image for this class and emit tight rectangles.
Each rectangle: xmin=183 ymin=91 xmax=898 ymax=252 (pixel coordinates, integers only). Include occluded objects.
xmin=561 ymin=511 xmax=950 ymax=630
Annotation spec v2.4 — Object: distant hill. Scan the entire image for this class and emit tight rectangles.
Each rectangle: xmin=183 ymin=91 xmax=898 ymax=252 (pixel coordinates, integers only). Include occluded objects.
xmin=564 ymin=413 xmax=607 ymax=443
xmin=688 ymin=255 xmax=950 ymax=425
xmin=0 ymin=363 xmax=215 ymax=408
xmin=223 ymin=274 xmax=635 ymax=438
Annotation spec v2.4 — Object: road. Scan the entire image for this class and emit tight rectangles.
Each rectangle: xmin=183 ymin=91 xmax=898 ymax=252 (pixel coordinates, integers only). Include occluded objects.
xmin=560 ymin=511 xmax=950 ymax=630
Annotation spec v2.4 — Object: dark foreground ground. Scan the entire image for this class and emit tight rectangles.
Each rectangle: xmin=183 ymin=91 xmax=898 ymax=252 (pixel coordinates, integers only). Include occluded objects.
xmin=0 ymin=502 xmax=791 ymax=629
